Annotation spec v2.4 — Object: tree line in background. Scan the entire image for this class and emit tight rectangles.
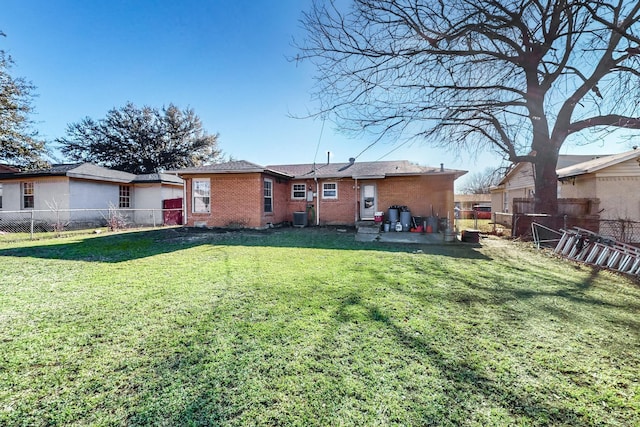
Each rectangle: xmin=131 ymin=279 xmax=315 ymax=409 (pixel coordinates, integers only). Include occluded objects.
xmin=458 ymin=167 xmax=503 ymax=195
xmin=56 ymin=103 xmax=222 ymax=174
xmin=0 ymin=31 xmax=47 ymax=169
xmin=0 ymin=32 xmax=221 ymax=174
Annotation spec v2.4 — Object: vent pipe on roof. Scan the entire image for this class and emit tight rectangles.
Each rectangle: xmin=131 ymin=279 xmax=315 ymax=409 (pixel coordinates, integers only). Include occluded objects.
xmin=440 ymin=163 xmax=444 ymax=172
xmin=349 ymin=157 xmax=355 ymax=164
xmin=327 ymin=151 xmax=330 ymax=165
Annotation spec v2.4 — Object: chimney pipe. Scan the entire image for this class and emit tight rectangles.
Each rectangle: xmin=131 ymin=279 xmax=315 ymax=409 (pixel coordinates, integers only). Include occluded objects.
xmin=327 ymin=151 xmax=330 ymax=164
xmin=440 ymin=163 xmax=444 ymax=172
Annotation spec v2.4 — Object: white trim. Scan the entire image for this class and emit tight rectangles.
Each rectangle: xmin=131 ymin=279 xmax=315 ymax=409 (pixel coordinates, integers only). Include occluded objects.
xmin=264 ymin=178 xmax=273 ymax=213
xmin=22 ymin=181 xmax=34 ymax=210
xmin=291 ymin=183 xmax=306 ymax=200
xmin=322 ymin=182 xmax=338 ymax=199
xmin=192 ymin=178 xmax=210 ymax=213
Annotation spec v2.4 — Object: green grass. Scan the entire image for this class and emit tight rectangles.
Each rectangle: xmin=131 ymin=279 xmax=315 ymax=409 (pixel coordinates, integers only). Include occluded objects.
xmin=0 ymin=227 xmax=638 ymax=426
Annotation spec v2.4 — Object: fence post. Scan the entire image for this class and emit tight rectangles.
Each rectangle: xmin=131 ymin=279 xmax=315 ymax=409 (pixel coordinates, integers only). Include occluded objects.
xmin=153 ymin=210 xmax=157 ymax=228
xmin=30 ymin=210 xmax=34 ymax=240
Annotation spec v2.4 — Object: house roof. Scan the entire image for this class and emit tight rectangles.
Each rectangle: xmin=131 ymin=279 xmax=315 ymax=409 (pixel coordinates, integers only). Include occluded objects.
xmin=454 ymin=194 xmax=492 ymax=203
xmin=557 ymin=149 xmax=640 ymax=179
xmin=0 ymin=164 xmax=20 ymax=173
xmin=175 ymin=159 xmax=466 ymax=180
xmin=65 ymin=163 xmax=136 ymax=183
xmin=0 ymin=163 xmax=183 ymax=185
xmin=268 ymin=160 xmax=466 ymax=179
xmin=495 ymin=153 xmax=611 ymax=186
xmin=174 ymin=160 xmax=292 ymax=178
xmin=132 ymin=173 xmax=184 ymax=185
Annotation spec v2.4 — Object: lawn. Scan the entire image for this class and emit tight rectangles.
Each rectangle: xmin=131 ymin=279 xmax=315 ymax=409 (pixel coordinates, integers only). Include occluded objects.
xmin=0 ymin=227 xmax=638 ymax=426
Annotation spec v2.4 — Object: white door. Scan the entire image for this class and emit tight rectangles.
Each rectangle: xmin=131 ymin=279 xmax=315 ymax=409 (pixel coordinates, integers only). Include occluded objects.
xmin=360 ymin=183 xmax=377 ymax=219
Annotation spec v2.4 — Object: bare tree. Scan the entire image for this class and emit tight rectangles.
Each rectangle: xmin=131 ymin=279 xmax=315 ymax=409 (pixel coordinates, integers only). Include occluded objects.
xmin=459 ymin=167 xmax=502 ymax=194
xmin=298 ymin=0 xmax=640 ymax=213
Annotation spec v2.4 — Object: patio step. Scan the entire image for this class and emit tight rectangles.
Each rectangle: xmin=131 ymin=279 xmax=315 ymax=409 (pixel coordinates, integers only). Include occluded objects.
xmin=356 ymin=221 xmax=381 ymax=234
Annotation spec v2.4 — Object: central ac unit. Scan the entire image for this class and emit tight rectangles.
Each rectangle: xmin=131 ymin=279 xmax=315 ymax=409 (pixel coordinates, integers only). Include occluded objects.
xmin=293 ymin=211 xmax=307 ymax=227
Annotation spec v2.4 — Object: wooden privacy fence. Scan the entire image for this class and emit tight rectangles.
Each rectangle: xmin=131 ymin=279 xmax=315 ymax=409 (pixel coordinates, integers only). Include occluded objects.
xmin=509 ymin=197 xmax=602 ymax=238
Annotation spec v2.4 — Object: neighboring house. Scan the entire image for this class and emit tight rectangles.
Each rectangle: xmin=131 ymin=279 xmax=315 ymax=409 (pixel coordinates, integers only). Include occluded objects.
xmin=454 ymin=194 xmax=492 ymax=218
xmin=0 ymin=163 xmax=183 ymax=226
xmin=490 ymin=154 xmax=603 ymax=213
xmin=175 ymin=159 xmax=466 ymax=229
xmin=557 ymin=149 xmax=640 ymax=220
xmin=491 ymin=149 xmax=640 ymax=220
xmin=0 ymin=164 xmax=19 ymax=173
xmin=454 ymin=194 xmax=492 ymax=211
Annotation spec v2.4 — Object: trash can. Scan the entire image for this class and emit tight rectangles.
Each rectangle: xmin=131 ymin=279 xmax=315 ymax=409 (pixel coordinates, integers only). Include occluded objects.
xmin=400 ymin=210 xmax=411 ymax=232
xmin=388 ymin=208 xmax=399 ymax=223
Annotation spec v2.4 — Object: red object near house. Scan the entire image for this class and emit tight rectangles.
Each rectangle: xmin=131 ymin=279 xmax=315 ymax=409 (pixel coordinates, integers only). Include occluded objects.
xmin=163 ymin=198 xmax=183 ymax=225
xmin=473 ymin=205 xmax=492 ymax=219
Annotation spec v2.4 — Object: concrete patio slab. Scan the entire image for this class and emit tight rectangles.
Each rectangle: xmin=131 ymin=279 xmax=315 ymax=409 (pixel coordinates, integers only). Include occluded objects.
xmin=355 ymin=230 xmax=458 ymax=244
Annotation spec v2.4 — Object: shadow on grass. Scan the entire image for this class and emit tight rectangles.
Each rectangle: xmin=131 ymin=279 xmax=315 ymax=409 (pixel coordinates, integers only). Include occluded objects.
xmin=0 ymin=226 xmax=491 ymax=263
xmin=331 ymin=295 xmax=589 ymax=425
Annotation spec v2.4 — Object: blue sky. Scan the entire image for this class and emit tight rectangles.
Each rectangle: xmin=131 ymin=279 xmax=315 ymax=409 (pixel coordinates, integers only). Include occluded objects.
xmin=1 ymin=0 xmax=625 ymax=180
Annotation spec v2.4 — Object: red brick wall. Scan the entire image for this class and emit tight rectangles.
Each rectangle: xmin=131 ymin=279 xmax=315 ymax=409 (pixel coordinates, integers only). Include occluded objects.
xmin=285 ymin=175 xmax=455 ymax=226
xmin=270 ymin=178 xmax=290 ymax=225
xmin=377 ymin=175 xmax=454 ymax=221
xmin=183 ymin=172 xmax=456 ymax=228
xmin=185 ymin=173 xmax=292 ymax=228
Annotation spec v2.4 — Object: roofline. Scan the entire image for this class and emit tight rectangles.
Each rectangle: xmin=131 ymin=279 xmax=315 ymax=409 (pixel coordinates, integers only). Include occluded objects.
xmin=557 ymin=150 xmax=640 ymax=179
xmin=177 ymin=168 xmax=293 ymax=179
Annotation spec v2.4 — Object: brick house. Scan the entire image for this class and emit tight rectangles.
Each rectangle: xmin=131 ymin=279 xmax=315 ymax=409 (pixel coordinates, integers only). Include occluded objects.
xmin=175 ymin=160 xmax=466 ymax=228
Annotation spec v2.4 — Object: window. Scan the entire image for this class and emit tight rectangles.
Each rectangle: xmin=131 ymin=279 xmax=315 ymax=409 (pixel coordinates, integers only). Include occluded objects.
xmin=292 ymin=183 xmax=306 ymax=199
xmin=22 ymin=182 xmax=34 ymax=209
xmin=192 ymin=178 xmax=210 ymax=213
xmin=0 ymin=183 xmax=2 ymax=209
xmin=264 ymin=179 xmax=273 ymax=213
xmin=322 ymin=182 xmax=337 ymax=199
xmin=119 ymin=185 xmax=131 ymax=208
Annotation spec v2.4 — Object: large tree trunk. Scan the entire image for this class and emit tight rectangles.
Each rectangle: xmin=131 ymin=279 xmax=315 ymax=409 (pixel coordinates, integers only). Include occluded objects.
xmin=533 ymin=150 xmax=559 ymax=214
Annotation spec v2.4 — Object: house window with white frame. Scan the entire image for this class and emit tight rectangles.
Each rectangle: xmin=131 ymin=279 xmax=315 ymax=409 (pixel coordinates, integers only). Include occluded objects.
xmin=264 ymin=179 xmax=273 ymax=213
xmin=22 ymin=182 xmax=34 ymax=209
xmin=322 ymin=182 xmax=337 ymax=199
xmin=119 ymin=185 xmax=131 ymax=208
xmin=292 ymin=183 xmax=306 ymax=199
xmin=192 ymin=178 xmax=210 ymax=213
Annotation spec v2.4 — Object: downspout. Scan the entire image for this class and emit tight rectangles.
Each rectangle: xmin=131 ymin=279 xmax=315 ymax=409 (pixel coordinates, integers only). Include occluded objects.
xmin=183 ymin=177 xmax=188 ymax=225
xmin=354 ymin=178 xmax=359 ymax=223
xmin=315 ymin=176 xmax=320 ymax=226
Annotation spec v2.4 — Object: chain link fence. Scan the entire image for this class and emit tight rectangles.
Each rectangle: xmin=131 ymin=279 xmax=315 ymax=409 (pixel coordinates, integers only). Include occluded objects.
xmin=598 ymin=219 xmax=640 ymax=244
xmin=0 ymin=208 xmax=183 ymax=241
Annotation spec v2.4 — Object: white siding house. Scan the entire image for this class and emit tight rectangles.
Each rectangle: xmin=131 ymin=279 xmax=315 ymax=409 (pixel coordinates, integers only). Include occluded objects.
xmin=0 ymin=163 xmax=184 ymax=226
xmin=491 ymin=150 xmax=640 ymax=221
xmin=557 ymin=150 xmax=640 ymax=220
xmin=490 ymin=155 xmax=600 ymax=214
